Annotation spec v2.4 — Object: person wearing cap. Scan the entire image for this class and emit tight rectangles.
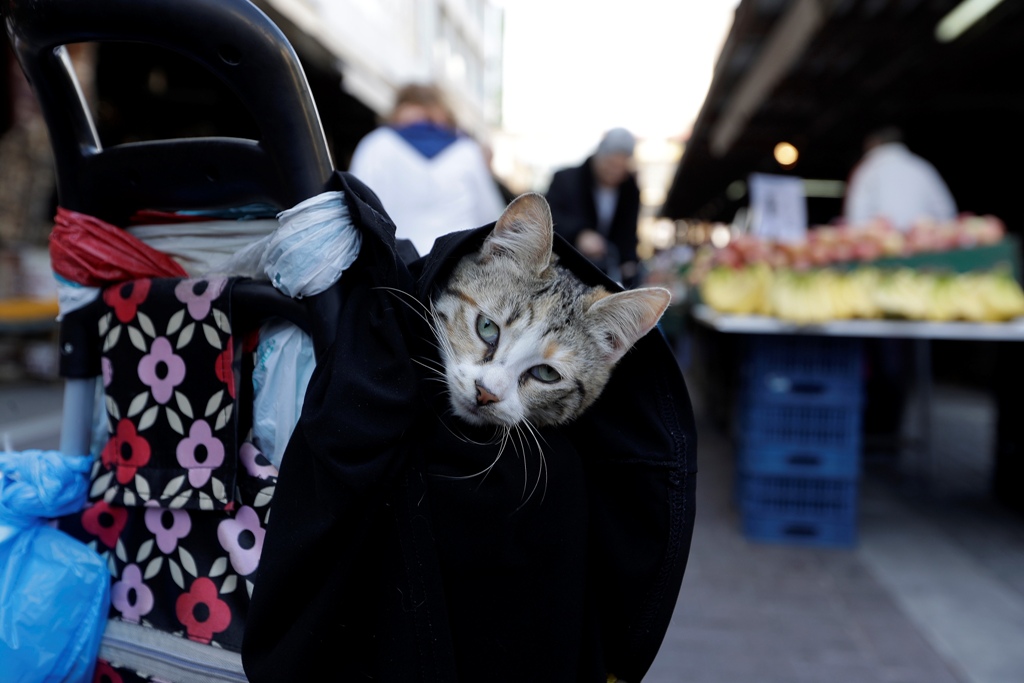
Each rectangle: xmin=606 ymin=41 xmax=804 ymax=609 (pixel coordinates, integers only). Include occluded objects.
xmin=544 ymin=127 xmax=642 ymax=287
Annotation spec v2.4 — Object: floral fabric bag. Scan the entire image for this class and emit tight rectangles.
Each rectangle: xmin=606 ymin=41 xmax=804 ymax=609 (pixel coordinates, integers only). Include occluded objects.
xmin=58 ymin=275 xmax=278 ymax=679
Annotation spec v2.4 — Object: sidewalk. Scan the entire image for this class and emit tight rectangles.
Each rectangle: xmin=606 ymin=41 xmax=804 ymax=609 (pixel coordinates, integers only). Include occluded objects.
xmin=3 ymin=377 xmax=1024 ymax=682
xmin=0 ymin=378 xmax=64 ymax=450
xmin=646 ymin=377 xmax=1024 ymax=683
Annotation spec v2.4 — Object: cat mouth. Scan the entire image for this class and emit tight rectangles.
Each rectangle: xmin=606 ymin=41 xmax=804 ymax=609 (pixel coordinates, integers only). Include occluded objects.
xmin=455 ymin=396 xmax=485 ymax=419
xmin=453 ymin=396 xmax=502 ymax=426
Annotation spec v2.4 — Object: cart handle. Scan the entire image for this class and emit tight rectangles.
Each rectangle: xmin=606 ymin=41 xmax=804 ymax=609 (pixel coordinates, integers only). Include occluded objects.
xmin=1 ymin=0 xmax=334 ymax=223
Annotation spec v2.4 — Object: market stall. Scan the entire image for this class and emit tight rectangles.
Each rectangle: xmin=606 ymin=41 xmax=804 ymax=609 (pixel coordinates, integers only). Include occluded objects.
xmin=650 ymin=213 xmax=1024 ymax=546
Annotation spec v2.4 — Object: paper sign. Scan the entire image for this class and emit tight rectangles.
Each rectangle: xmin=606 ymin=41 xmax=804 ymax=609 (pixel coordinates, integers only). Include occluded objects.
xmin=748 ymin=173 xmax=807 ymax=243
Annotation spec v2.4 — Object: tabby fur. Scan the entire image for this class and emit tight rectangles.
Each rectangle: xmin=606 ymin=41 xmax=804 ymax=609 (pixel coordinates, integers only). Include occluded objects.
xmin=429 ymin=192 xmax=670 ymax=428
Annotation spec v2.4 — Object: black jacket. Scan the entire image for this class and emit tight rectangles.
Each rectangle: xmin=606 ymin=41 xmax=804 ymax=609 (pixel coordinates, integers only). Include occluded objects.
xmin=242 ymin=171 xmax=697 ymax=682
xmin=545 ymin=157 xmax=642 ymax=276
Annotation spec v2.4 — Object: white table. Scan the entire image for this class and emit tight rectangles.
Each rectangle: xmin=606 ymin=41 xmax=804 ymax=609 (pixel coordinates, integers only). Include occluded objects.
xmin=691 ymin=304 xmax=1024 ymax=341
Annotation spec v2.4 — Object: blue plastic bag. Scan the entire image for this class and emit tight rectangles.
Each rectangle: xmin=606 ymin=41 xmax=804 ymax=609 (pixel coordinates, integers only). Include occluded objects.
xmin=0 ymin=449 xmax=110 ymax=683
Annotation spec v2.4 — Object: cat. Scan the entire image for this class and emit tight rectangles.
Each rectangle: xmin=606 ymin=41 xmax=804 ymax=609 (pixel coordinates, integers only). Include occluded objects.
xmin=428 ymin=191 xmax=671 ymax=429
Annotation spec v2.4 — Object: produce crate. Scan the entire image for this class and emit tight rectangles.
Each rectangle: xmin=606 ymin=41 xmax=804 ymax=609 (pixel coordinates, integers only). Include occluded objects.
xmin=735 ymin=442 xmax=860 ymax=479
xmin=738 ymin=474 xmax=858 ymax=547
xmin=733 ymin=401 xmax=862 ymax=458
xmin=738 ymin=334 xmax=864 ymax=406
xmin=734 ymin=333 xmax=864 ymax=476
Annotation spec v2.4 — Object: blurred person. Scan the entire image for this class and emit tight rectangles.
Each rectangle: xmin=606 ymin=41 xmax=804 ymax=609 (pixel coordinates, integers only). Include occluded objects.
xmin=347 ymin=83 xmax=507 ymax=258
xmin=843 ymin=125 xmax=958 ymax=455
xmin=843 ymin=125 xmax=957 ymax=231
xmin=545 ymin=127 xmax=641 ymax=288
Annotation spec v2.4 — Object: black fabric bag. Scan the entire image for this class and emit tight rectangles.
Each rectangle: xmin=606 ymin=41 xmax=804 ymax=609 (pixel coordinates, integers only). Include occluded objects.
xmin=242 ymin=171 xmax=698 ymax=683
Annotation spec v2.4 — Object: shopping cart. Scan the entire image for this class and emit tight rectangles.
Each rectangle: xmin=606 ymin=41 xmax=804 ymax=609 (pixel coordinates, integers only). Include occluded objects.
xmin=2 ymin=0 xmax=340 ymax=679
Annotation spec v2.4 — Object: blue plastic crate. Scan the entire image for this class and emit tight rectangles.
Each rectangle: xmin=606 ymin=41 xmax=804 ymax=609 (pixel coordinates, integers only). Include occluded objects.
xmin=734 ymin=401 xmax=863 ymax=453
xmin=739 ymin=372 xmax=863 ymax=406
xmin=740 ymin=334 xmax=864 ymax=381
xmin=739 ymin=335 xmax=864 ymax=406
xmin=737 ymin=474 xmax=858 ymax=547
xmin=741 ymin=513 xmax=857 ymax=548
xmin=736 ymin=442 xmax=861 ymax=479
xmin=738 ymin=473 xmax=858 ymax=519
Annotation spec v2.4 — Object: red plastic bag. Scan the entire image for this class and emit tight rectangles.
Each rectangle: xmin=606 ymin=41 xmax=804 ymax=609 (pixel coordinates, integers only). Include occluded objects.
xmin=49 ymin=207 xmax=188 ymax=286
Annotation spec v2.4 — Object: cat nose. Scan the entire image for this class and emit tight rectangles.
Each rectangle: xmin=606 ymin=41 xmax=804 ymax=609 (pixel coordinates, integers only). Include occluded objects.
xmin=475 ymin=382 xmax=501 ymax=406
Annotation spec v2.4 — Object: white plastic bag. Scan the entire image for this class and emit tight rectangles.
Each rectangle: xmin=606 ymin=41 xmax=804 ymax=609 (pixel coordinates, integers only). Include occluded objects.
xmin=251 ymin=319 xmax=316 ymax=468
xmin=210 ymin=191 xmax=361 ymax=297
xmin=265 ymin=191 xmax=361 ymax=297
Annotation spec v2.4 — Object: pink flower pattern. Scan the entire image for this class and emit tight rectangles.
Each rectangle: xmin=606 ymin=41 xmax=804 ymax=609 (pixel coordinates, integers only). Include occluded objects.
xmin=70 ymin=275 xmax=280 ymax=655
xmin=138 ymin=336 xmax=186 ymax=404
xmin=240 ymin=441 xmax=278 ymax=480
xmin=217 ymin=505 xmax=265 ymax=576
xmin=111 ymin=564 xmax=155 ymax=623
xmin=176 ymin=420 xmax=225 ymax=488
xmin=144 ymin=506 xmax=192 ymax=554
xmin=174 ymin=277 xmax=227 ymax=321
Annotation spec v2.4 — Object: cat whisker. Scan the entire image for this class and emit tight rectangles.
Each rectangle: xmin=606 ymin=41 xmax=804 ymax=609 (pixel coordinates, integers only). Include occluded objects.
xmin=489 ymin=425 xmax=507 ymax=447
xmin=512 ymin=424 xmax=530 ymax=502
xmin=434 ymin=414 xmax=478 ymax=446
xmin=421 ymin=339 xmax=446 ymax=355
xmin=375 ymin=288 xmax=452 ymax=361
xmin=412 ymin=354 xmax=445 ymax=371
xmin=434 ymin=426 xmax=508 ymax=484
xmin=496 ymin=425 xmax=517 ymax=466
xmin=419 ymin=386 xmax=491 ymax=448
xmin=379 ymin=287 xmax=458 ymax=354
xmin=431 ymin=410 xmax=501 ymax=449
xmin=489 ymin=424 xmax=521 ymax=494
xmin=411 ymin=357 xmax=447 ymax=381
xmin=374 ymin=286 xmax=431 ymax=321
xmin=522 ymin=417 xmax=552 ymax=452
xmin=520 ymin=419 xmax=551 ymax=503
xmin=426 ymin=302 xmax=457 ymax=355
xmin=476 ymin=426 xmax=511 ymax=489
xmin=519 ymin=418 xmax=549 ymax=506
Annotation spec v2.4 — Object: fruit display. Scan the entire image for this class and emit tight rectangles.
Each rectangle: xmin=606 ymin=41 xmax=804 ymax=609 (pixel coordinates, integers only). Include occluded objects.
xmin=688 ymin=214 xmax=1007 ymax=279
xmin=701 ymin=265 xmax=1024 ymax=323
xmin=690 ymin=214 xmax=1024 ymax=323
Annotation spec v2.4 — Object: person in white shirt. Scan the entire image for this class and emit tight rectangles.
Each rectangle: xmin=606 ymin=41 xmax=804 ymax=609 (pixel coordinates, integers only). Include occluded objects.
xmin=843 ymin=125 xmax=957 ymax=230
xmin=844 ymin=125 xmax=958 ymax=456
xmin=347 ymin=83 xmax=507 ymax=258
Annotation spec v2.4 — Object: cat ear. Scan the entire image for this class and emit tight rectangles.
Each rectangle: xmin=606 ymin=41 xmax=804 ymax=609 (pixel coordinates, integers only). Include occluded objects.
xmin=483 ymin=192 xmax=553 ymax=274
xmin=587 ymin=287 xmax=671 ymax=363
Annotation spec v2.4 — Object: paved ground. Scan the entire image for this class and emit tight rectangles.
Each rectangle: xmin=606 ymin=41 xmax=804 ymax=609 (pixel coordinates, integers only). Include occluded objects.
xmin=646 ymin=377 xmax=1024 ymax=683
xmin=0 ymin=377 xmax=65 ymax=451
xmin=3 ymin=374 xmax=1024 ymax=683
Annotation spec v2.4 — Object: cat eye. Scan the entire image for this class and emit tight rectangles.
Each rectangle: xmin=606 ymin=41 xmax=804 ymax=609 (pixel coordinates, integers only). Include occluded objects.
xmin=529 ymin=364 xmax=561 ymax=383
xmin=476 ymin=315 xmax=500 ymax=345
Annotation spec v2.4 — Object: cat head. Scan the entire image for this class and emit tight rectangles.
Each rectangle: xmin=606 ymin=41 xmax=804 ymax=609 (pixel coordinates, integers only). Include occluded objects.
xmin=429 ymin=192 xmax=671 ymax=428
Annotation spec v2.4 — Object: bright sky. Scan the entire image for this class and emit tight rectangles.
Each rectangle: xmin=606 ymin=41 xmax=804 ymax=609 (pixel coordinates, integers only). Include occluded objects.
xmin=499 ymin=0 xmax=739 ymax=173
